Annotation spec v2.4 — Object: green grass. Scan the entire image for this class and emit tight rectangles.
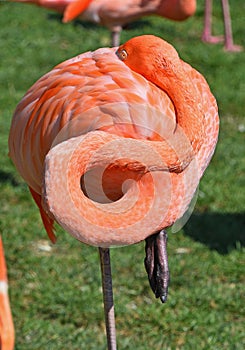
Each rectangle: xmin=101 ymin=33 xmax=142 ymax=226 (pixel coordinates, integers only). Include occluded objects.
xmin=0 ymin=1 xmax=244 ymax=349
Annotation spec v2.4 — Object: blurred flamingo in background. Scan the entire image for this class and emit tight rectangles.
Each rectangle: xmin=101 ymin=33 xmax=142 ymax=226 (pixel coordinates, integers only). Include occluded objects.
xmin=63 ymin=0 xmax=197 ymax=46
xmin=9 ymin=0 xmax=197 ymax=46
xmin=0 ymin=237 xmax=15 ymax=350
xmin=6 ymin=34 xmax=219 ymax=348
xmin=202 ymin=0 xmax=243 ymax=52
xmin=9 ymin=0 xmax=243 ymax=51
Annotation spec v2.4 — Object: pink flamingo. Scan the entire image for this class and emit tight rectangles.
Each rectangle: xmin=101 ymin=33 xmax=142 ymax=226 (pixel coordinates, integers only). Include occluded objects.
xmin=202 ymin=0 xmax=243 ymax=52
xmin=9 ymin=0 xmax=197 ymax=46
xmin=63 ymin=0 xmax=197 ymax=46
xmin=7 ymin=35 xmax=219 ymax=348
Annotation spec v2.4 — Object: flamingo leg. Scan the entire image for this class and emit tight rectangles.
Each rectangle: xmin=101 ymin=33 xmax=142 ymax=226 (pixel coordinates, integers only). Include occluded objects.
xmin=202 ymin=0 xmax=224 ymax=44
xmin=111 ymin=26 xmax=122 ymax=47
xmin=202 ymin=0 xmax=243 ymax=51
xmin=99 ymin=247 xmax=117 ymax=350
xmin=221 ymin=0 xmax=243 ymax=52
xmin=144 ymin=230 xmax=170 ymax=303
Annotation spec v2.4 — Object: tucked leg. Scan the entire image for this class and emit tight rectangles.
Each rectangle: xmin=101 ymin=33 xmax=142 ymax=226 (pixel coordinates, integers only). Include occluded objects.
xmin=144 ymin=230 xmax=170 ymax=303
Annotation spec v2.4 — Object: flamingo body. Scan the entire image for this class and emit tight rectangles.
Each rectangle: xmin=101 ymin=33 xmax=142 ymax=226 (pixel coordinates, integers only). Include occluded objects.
xmin=63 ymin=0 xmax=196 ymax=24
xmin=10 ymin=0 xmax=196 ymax=21
xmin=9 ymin=36 xmax=219 ymax=247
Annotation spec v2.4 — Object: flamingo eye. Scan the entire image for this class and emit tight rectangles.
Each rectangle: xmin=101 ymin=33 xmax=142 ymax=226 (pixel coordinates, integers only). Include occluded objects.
xmin=116 ymin=49 xmax=128 ymax=61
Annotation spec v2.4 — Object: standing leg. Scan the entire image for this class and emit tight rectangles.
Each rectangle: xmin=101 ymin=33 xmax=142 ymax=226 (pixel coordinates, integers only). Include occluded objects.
xmin=99 ymin=247 xmax=117 ymax=350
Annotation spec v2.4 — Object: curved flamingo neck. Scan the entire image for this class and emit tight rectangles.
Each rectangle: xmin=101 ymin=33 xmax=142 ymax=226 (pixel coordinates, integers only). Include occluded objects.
xmin=135 ymin=61 xmax=203 ymax=154
xmin=116 ymin=35 xmax=204 ymax=155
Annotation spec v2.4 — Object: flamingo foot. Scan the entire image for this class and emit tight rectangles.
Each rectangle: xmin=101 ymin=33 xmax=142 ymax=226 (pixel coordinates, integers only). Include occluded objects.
xmin=144 ymin=230 xmax=170 ymax=303
xmin=224 ymin=43 xmax=243 ymax=52
xmin=202 ymin=34 xmax=224 ymax=44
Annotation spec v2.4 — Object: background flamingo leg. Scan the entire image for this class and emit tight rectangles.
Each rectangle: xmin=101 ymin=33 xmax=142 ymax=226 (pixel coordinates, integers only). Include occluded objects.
xmin=202 ymin=0 xmax=224 ymax=44
xmin=221 ymin=0 xmax=243 ymax=52
xmin=99 ymin=248 xmax=117 ymax=350
xmin=202 ymin=0 xmax=243 ymax=51
xmin=111 ymin=26 xmax=122 ymax=47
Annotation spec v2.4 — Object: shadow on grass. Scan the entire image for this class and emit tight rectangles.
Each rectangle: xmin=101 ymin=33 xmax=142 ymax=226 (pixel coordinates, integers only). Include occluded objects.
xmin=0 ymin=170 xmax=21 ymax=187
xmin=47 ymin=13 xmax=99 ymax=29
xmin=47 ymin=13 xmax=63 ymax=22
xmin=47 ymin=12 xmax=151 ymax=31
xmin=184 ymin=212 xmax=245 ymax=254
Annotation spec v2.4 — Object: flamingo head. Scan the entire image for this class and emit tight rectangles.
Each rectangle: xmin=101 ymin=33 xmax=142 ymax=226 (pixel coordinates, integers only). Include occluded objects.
xmin=116 ymin=35 xmax=181 ymax=87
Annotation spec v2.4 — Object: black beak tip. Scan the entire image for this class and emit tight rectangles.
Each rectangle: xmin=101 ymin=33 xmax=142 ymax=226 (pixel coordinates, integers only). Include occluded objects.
xmin=160 ymin=293 xmax=168 ymax=303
